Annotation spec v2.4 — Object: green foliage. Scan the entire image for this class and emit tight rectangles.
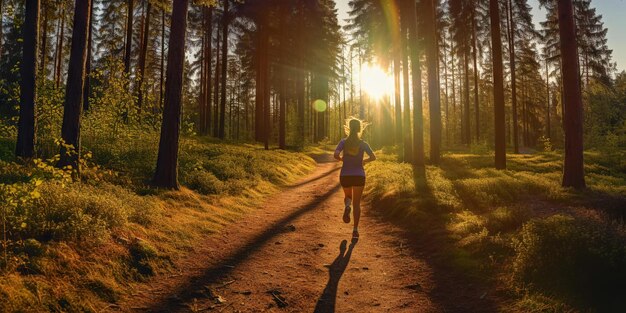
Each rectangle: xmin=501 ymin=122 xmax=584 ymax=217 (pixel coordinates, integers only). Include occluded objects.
xmin=0 ymin=153 xmax=158 ymax=273
xmin=513 ymin=215 xmax=626 ymax=308
xmin=538 ymin=136 xmax=553 ymax=152
xmin=366 ymin=150 xmax=626 ymax=310
xmin=584 ymin=74 xmax=626 ymax=156
xmin=186 ymin=170 xmax=224 ymax=195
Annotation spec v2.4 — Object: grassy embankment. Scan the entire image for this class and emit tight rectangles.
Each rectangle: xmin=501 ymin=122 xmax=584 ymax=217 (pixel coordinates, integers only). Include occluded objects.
xmin=366 ymin=148 xmax=626 ymax=312
xmin=0 ymin=133 xmax=315 ymax=311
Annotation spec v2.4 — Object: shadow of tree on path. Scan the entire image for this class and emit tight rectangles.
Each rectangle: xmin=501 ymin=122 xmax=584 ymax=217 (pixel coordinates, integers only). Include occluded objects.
xmin=144 ymin=177 xmax=342 ymax=312
xmin=366 ymin=164 xmax=503 ymax=313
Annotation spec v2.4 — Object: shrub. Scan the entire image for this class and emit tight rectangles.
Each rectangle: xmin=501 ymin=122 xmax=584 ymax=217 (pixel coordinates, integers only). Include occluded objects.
xmin=2 ymin=181 xmax=156 ymax=245
xmin=486 ymin=206 xmax=532 ymax=234
xmin=185 ymin=170 xmax=224 ymax=195
xmin=513 ymin=215 xmax=626 ymax=308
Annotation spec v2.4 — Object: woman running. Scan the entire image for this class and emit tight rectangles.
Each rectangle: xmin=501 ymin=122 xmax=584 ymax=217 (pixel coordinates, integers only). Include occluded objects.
xmin=334 ymin=118 xmax=376 ymax=238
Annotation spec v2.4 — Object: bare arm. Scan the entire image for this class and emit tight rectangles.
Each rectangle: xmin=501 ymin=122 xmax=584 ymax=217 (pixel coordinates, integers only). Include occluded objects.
xmin=334 ymin=151 xmax=342 ymax=161
xmin=334 ymin=140 xmax=345 ymax=161
xmin=363 ymin=142 xmax=376 ymax=164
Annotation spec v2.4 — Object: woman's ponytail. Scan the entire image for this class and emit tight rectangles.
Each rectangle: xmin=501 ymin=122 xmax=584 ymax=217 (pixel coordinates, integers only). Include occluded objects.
xmin=344 ymin=118 xmax=367 ymax=156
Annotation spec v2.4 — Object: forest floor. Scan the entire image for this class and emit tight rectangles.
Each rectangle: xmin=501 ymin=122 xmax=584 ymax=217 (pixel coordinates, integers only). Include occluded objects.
xmin=116 ymin=154 xmax=505 ymax=313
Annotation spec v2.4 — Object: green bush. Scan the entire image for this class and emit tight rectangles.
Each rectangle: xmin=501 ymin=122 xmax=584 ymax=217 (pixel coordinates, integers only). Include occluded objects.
xmin=513 ymin=215 xmax=626 ymax=308
xmin=2 ymin=181 xmax=156 ymax=244
xmin=185 ymin=170 xmax=224 ymax=195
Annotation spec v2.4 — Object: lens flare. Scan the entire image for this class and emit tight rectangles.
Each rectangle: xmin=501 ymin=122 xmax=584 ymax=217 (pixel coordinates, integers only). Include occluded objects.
xmin=313 ymin=99 xmax=327 ymax=112
xmin=361 ymin=64 xmax=394 ymax=100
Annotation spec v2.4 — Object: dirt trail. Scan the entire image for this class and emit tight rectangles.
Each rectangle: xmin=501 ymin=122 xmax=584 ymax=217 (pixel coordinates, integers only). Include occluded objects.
xmin=119 ymin=155 xmax=501 ymax=312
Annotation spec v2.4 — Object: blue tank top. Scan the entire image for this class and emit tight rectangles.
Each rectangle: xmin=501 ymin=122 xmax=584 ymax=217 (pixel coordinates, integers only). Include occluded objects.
xmin=334 ymin=139 xmax=375 ymax=177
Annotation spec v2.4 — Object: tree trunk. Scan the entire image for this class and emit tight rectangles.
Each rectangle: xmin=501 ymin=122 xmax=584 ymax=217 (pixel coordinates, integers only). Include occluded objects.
xmin=261 ymin=25 xmax=270 ymax=150
xmin=254 ymin=30 xmax=263 ymax=142
xmin=463 ymin=49 xmax=470 ymax=145
xmin=136 ymin=0 xmax=151 ymax=110
xmin=58 ymin=0 xmax=92 ymax=171
xmin=450 ymin=36 xmax=457 ymax=145
xmin=507 ymin=0 xmax=519 ymax=154
xmin=407 ymin=0 xmax=424 ymax=167
xmin=490 ymin=0 xmax=506 ymax=170
xmin=203 ymin=7 xmax=213 ymax=135
xmin=402 ymin=23 xmax=412 ymax=163
xmin=0 ymin=0 xmax=4 ymax=61
xmin=124 ymin=0 xmax=134 ymax=75
xmin=159 ymin=9 xmax=165 ymax=108
xmin=278 ymin=72 xmax=286 ymax=149
xmin=152 ymin=0 xmax=189 ymax=189
xmin=55 ymin=7 xmax=65 ymax=89
xmin=83 ymin=0 xmax=94 ymax=112
xmin=394 ymin=45 xmax=403 ymax=146
xmin=425 ymin=0 xmax=441 ymax=164
xmin=16 ymin=0 xmax=40 ymax=159
xmin=471 ymin=10 xmax=480 ymax=143
xmin=39 ymin=5 xmax=48 ymax=78
xmin=218 ymin=0 xmax=228 ymax=139
xmin=546 ymin=60 xmax=551 ymax=140
xmin=442 ymin=32 xmax=450 ymax=147
xmin=213 ymin=25 xmax=221 ymax=137
xmin=296 ymin=48 xmax=305 ymax=145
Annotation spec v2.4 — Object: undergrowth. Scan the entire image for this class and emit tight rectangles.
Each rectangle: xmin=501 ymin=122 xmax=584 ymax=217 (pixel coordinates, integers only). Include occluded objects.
xmin=0 ymin=132 xmax=315 ymax=311
xmin=365 ymin=149 xmax=626 ymax=312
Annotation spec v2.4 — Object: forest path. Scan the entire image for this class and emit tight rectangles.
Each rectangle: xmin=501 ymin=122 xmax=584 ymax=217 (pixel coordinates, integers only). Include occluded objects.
xmin=119 ymin=155 xmax=501 ymax=313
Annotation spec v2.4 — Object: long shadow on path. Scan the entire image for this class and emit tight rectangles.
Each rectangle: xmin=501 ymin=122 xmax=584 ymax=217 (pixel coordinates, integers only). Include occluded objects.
xmin=144 ymin=178 xmax=342 ymax=312
xmin=313 ymin=238 xmax=358 ymax=313
xmin=367 ymin=165 xmax=503 ymax=313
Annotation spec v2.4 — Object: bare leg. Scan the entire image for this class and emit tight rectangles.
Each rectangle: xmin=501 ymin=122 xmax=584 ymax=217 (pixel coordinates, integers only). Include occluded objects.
xmin=342 ymin=187 xmax=353 ymax=204
xmin=352 ymin=186 xmax=364 ymax=229
xmin=342 ymin=187 xmax=353 ymax=223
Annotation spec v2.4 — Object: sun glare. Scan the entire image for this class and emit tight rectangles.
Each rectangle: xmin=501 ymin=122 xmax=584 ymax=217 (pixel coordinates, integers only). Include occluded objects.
xmin=360 ymin=64 xmax=394 ymax=100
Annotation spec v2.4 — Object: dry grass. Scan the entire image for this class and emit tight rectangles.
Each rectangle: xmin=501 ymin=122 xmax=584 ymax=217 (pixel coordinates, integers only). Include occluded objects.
xmin=0 ymin=136 xmax=315 ymax=311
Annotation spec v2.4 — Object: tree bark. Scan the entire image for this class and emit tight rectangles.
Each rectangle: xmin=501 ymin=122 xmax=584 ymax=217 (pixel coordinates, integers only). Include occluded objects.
xmin=0 ymin=0 xmax=4 ymax=61
xmin=152 ymin=0 xmax=189 ymax=189
xmin=425 ymin=0 xmax=441 ymax=164
xmin=124 ymin=0 xmax=134 ymax=75
xmin=159 ymin=9 xmax=165 ymax=108
xmin=218 ymin=0 xmax=228 ymax=139
xmin=55 ymin=6 xmax=65 ymax=89
xmin=394 ymin=44 xmax=403 ymax=146
xmin=39 ymin=4 xmax=48 ymax=78
xmin=442 ymin=30 xmax=450 ymax=146
xmin=296 ymin=45 xmax=305 ymax=145
xmin=463 ymin=49 xmax=470 ymax=145
xmin=278 ymin=72 xmax=286 ymax=149
xmin=490 ymin=0 xmax=506 ymax=169
xmin=546 ymin=59 xmax=551 ymax=140
xmin=16 ymin=0 xmax=40 ymax=159
xmin=213 ymin=25 xmax=221 ymax=137
xmin=136 ymin=0 xmax=151 ymax=111
xmin=58 ymin=0 xmax=92 ymax=171
xmin=203 ymin=6 xmax=213 ymax=135
xmin=260 ymin=25 xmax=270 ymax=150
xmin=402 ymin=22 xmax=412 ymax=163
xmin=506 ymin=0 xmax=519 ymax=154
xmin=471 ymin=10 xmax=480 ymax=143
xmin=407 ymin=0 xmax=424 ymax=167
xmin=83 ymin=0 xmax=94 ymax=112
